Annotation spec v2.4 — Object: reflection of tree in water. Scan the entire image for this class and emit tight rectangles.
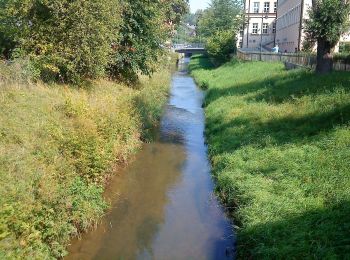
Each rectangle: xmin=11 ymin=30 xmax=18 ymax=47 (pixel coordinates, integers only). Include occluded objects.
xmin=89 ymin=142 xmax=185 ymax=260
xmin=136 ymin=217 xmax=160 ymax=258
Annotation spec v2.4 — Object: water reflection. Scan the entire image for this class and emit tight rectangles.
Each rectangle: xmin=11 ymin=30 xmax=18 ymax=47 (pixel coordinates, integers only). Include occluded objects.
xmin=66 ymin=143 xmax=185 ymax=260
xmin=66 ymin=58 xmax=235 ymax=260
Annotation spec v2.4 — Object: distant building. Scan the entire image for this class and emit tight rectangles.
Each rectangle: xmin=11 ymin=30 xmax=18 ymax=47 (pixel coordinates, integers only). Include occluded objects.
xmin=241 ymin=0 xmax=277 ymax=51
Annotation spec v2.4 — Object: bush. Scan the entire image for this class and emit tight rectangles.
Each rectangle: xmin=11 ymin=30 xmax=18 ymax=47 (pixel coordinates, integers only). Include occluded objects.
xmin=206 ymin=30 xmax=236 ymax=63
xmin=0 ymin=0 xmax=121 ymax=84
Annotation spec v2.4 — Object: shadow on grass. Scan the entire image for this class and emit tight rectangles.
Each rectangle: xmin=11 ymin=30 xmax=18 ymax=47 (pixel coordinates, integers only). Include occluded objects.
xmin=188 ymin=55 xmax=215 ymax=72
xmin=199 ymin=61 xmax=350 ymax=152
xmin=238 ymin=200 xmax=350 ymax=259
xmin=192 ymin=58 xmax=350 ymax=259
xmin=207 ymin=102 xmax=350 ymax=154
xmin=203 ymin=66 xmax=350 ymax=107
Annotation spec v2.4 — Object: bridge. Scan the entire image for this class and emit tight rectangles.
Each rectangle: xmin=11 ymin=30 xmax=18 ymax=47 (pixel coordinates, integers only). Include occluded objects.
xmin=173 ymin=43 xmax=206 ymax=56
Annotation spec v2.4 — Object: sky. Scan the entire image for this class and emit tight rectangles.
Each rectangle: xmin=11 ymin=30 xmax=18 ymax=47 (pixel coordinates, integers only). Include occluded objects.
xmin=189 ymin=0 xmax=209 ymax=13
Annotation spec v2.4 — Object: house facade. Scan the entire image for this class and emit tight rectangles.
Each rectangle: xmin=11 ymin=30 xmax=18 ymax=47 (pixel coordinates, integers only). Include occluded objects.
xmin=239 ymin=0 xmax=350 ymax=53
xmin=275 ymin=0 xmax=312 ymax=53
xmin=241 ymin=0 xmax=278 ymax=50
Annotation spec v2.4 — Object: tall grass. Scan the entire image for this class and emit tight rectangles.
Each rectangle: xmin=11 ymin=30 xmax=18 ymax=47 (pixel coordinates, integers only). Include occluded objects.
xmin=0 ymin=57 xmax=173 ymax=259
xmin=190 ymin=55 xmax=350 ymax=259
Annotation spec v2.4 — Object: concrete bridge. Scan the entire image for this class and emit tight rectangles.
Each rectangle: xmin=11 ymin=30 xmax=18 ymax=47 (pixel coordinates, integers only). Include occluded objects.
xmin=174 ymin=43 xmax=206 ymax=56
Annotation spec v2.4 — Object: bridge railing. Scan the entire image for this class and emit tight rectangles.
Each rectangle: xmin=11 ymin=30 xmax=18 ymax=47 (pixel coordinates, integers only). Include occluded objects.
xmin=173 ymin=43 xmax=205 ymax=50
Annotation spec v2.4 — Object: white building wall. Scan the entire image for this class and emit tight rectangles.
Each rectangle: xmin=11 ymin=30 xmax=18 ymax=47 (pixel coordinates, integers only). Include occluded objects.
xmin=275 ymin=0 xmax=312 ymax=53
xmin=241 ymin=0 xmax=277 ymax=50
xmin=240 ymin=0 xmax=349 ymax=53
xmin=274 ymin=0 xmax=348 ymax=53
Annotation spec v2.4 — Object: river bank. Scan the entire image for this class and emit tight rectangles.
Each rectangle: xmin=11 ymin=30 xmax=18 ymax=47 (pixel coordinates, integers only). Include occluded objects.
xmin=0 ymin=56 xmax=173 ymax=259
xmin=189 ymin=55 xmax=350 ymax=258
xmin=65 ymin=57 xmax=234 ymax=260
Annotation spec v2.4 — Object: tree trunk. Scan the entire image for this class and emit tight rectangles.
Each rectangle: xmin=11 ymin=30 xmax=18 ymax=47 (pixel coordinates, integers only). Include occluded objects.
xmin=316 ymin=38 xmax=333 ymax=74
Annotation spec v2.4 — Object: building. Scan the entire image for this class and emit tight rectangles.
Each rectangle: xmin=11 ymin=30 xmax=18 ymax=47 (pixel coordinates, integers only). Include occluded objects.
xmin=241 ymin=0 xmax=278 ymax=51
xmin=239 ymin=0 xmax=350 ymax=53
xmin=275 ymin=0 xmax=312 ymax=53
xmin=275 ymin=0 xmax=350 ymax=52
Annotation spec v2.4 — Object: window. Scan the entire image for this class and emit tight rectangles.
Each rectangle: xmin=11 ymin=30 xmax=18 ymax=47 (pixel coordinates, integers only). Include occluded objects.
xmin=262 ymin=23 xmax=269 ymax=34
xmin=264 ymin=2 xmax=270 ymax=13
xmin=272 ymin=22 xmax=276 ymax=33
xmin=274 ymin=2 xmax=277 ymax=13
xmin=252 ymin=23 xmax=258 ymax=34
xmin=253 ymin=2 xmax=260 ymax=13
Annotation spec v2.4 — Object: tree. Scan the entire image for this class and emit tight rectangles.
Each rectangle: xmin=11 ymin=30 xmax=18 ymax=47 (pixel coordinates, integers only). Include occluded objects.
xmin=304 ymin=0 xmax=350 ymax=73
xmin=197 ymin=0 xmax=242 ymax=38
xmin=196 ymin=0 xmax=243 ymax=62
xmin=183 ymin=10 xmax=202 ymax=26
xmin=163 ymin=0 xmax=189 ymax=26
xmin=206 ymin=30 xmax=236 ymax=61
xmin=0 ymin=0 xmax=121 ymax=83
xmin=0 ymin=0 xmax=188 ymax=83
xmin=108 ymin=0 xmax=188 ymax=82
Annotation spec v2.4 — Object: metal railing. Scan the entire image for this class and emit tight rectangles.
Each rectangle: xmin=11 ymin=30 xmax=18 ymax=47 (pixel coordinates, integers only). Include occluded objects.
xmin=173 ymin=43 xmax=205 ymax=50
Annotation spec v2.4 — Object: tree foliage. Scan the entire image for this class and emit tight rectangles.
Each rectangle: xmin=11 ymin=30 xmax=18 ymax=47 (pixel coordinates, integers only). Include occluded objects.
xmin=108 ymin=0 xmax=167 ymax=82
xmin=183 ymin=10 xmax=202 ymax=26
xmin=206 ymin=30 xmax=236 ymax=61
xmin=305 ymin=0 xmax=350 ymax=46
xmin=163 ymin=0 xmax=189 ymax=25
xmin=196 ymin=0 xmax=242 ymax=62
xmin=197 ymin=0 xmax=242 ymax=38
xmin=108 ymin=0 xmax=188 ymax=82
xmin=0 ymin=0 xmax=188 ymax=83
xmin=0 ymin=0 xmax=121 ymax=83
xmin=304 ymin=0 xmax=350 ymax=73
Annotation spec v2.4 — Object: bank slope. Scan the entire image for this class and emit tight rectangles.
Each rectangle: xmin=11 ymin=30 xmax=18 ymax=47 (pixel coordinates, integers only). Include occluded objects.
xmin=0 ymin=59 xmax=172 ymax=259
xmin=190 ymin=55 xmax=350 ymax=259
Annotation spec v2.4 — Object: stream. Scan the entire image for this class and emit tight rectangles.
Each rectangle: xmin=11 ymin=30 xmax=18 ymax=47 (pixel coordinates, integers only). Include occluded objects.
xmin=66 ymin=58 xmax=235 ymax=260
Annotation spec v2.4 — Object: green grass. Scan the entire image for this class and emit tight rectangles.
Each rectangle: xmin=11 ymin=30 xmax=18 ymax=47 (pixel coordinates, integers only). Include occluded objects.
xmin=190 ymin=55 xmax=350 ymax=259
xmin=0 ymin=57 xmax=173 ymax=259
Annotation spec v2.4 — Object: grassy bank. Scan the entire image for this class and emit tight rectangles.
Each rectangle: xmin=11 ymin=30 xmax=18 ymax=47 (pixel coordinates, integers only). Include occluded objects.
xmin=0 ymin=57 xmax=173 ymax=259
xmin=190 ymin=56 xmax=350 ymax=258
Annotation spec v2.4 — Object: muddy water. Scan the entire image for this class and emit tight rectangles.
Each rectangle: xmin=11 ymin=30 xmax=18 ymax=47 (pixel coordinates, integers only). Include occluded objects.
xmin=66 ymin=58 xmax=235 ymax=260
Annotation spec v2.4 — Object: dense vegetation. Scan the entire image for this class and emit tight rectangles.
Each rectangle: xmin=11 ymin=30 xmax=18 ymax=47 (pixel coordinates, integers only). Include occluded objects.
xmin=0 ymin=0 xmax=188 ymax=258
xmin=0 ymin=56 xmax=175 ymax=258
xmin=190 ymin=55 xmax=350 ymax=258
xmin=339 ymin=42 xmax=350 ymax=53
xmin=0 ymin=0 xmax=188 ymax=83
xmin=304 ymin=0 xmax=350 ymax=73
xmin=196 ymin=0 xmax=242 ymax=62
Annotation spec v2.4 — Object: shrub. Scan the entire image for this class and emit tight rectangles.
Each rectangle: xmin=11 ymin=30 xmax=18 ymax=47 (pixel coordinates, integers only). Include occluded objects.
xmin=0 ymin=0 xmax=122 ymax=84
xmin=206 ymin=30 xmax=236 ymax=63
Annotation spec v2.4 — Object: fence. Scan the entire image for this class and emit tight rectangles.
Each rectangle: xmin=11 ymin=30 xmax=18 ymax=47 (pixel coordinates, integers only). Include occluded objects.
xmin=237 ymin=49 xmax=350 ymax=72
